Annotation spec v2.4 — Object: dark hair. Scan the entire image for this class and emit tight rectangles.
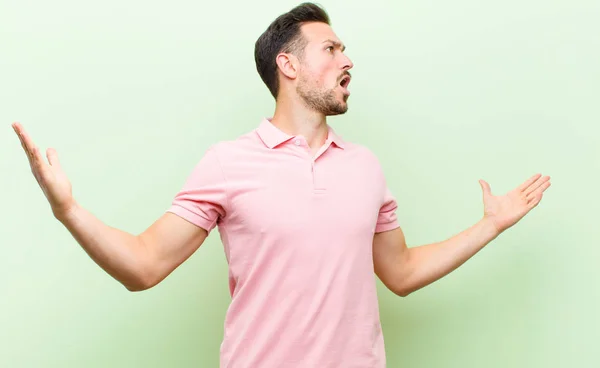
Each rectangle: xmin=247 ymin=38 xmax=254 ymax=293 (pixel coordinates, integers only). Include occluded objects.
xmin=254 ymin=2 xmax=330 ymax=99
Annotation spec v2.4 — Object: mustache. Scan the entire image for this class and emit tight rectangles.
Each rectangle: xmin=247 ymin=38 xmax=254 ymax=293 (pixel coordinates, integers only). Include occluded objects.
xmin=339 ymin=72 xmax=351 ymax=81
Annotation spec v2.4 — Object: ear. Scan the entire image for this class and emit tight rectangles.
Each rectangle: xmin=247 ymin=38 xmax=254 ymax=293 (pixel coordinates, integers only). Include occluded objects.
xmin=275 ymin=52 xmax=299 ymax=80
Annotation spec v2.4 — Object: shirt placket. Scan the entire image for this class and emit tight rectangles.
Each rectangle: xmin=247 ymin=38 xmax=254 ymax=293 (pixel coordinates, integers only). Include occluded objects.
xmin=292 ymin=136 xmax=329 ymax=193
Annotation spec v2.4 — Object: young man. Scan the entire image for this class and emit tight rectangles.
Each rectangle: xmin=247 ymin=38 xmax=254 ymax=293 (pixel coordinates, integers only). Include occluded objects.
xmin=12 ymin=2 xmax=551 ymax=367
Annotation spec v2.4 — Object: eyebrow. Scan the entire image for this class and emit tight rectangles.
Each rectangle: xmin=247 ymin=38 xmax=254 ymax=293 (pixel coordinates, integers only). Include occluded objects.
xmin=323 ymin=39 xmax=346 ymax=52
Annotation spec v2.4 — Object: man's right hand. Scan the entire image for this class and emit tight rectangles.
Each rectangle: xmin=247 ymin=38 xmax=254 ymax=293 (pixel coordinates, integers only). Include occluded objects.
xmin=12 ymin=122 xmax=75 ymax=219
xmin=11 ymin=122 xmax=209 ymax=291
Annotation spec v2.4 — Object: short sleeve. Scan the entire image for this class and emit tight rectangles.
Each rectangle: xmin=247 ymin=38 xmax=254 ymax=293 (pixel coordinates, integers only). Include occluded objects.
xmin=166 ymin=147 xmax=228 ymax=233
xmin=375 ymin=187 xmax=400 ymax=233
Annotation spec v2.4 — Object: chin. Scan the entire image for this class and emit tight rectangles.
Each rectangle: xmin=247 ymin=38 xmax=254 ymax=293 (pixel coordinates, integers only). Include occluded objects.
xmin=340 ymin=98 xmax=349 ymax=110
xmin=327 ymin=104 xmax=348 ymax=116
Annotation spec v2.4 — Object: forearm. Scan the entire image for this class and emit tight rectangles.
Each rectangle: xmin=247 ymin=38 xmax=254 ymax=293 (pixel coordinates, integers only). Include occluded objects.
xmin=56 ymin=202 xmax=152 ymax=291
xmin=399 ymin=217 xmax=499 ymax=295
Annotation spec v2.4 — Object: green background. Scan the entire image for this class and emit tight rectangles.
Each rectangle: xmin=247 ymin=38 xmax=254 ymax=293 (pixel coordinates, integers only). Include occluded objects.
xmin=1 ymin=0 xmax=599 ymax=367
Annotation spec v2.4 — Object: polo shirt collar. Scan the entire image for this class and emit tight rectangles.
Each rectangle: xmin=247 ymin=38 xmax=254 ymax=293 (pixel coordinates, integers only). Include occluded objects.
xmin=256 ymin=118 xmax=345 ymax=150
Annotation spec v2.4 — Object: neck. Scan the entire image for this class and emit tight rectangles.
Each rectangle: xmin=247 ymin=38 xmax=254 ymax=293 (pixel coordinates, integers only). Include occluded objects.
xmin=270 ymin=96 xmax=329 ymax=150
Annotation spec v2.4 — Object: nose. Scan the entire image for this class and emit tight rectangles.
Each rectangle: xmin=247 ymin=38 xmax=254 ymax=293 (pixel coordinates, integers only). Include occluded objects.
xmin=341 ymin=53 xmax=354 ymax=71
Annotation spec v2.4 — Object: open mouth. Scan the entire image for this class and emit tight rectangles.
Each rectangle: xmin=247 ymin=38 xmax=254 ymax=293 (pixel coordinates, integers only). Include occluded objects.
xmin=339 ymin=75 xmax=351 ymax=95
xmin=339 ymin=76 xmax=351 ymax=89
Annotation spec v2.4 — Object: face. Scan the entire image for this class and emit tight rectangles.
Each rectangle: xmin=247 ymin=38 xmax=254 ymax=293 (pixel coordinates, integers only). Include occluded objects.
xmin=294 ymin=22 xmax=354 ymax=115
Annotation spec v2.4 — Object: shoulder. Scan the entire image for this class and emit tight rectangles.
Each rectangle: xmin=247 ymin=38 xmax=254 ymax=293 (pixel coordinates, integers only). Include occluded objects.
xmin=204 ymin=129 xmax=261 ymax=163
xmin=341 ymin=139 xmax=384 ymax=169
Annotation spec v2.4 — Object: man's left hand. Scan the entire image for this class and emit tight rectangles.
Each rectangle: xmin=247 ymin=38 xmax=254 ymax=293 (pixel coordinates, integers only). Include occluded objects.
xmin=479 ymin=173 xmax=551 ymax=234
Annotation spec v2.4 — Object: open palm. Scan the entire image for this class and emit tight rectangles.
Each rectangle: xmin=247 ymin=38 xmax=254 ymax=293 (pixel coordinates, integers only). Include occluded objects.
xmin=479 ymin=174 xmax=551 ymax=234
xmin=12 ymin=122 xmax=74 ymax=217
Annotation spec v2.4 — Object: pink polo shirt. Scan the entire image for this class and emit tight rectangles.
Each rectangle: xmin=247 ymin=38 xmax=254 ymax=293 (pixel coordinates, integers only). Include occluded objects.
xmin=167 ymin=118 xmax=400 ymax=367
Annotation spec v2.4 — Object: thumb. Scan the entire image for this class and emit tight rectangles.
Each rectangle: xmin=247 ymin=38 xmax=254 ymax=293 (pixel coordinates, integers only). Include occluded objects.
xmin=479 ymin=179 xmax=492 ymax=198
xmin=46 ymin=148 xmax=61 ymax=168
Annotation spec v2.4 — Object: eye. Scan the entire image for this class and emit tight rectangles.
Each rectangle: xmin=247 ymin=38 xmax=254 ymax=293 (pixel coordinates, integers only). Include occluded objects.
xmin=326 ymin=46 xmax=334 ymax=53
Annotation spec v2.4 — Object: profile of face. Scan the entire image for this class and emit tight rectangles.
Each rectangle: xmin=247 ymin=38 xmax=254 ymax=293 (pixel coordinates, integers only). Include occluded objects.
xmin=293 ymin=22 xmax=354 ymax=115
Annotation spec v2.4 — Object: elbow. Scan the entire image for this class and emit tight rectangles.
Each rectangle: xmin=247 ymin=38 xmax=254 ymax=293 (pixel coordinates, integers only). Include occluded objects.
xmin=124 ymin=282 xmax=150 ymax=292
xmin=394 ymin=290 xmax=409 ymax=297
xmin=123 ymin=270 xmax=160 ymax=292
xmin=123 ymin=246 xmax=163 ymax=292
xmin=394 ymin=288 xmax=412 ymax=297
xmin=391 ymin=282 xmax=415 ymax=297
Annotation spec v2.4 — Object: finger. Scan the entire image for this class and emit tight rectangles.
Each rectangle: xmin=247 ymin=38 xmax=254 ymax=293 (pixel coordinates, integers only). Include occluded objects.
xmin=46 ymin=148 xmax=61 ymax=169
xmin=17 ymin=124 xmax=47 ymax=165
xmin=524 ymin=176 xmax=551 ymax=197
xmin=13 ymin=123 xmax=35 ymax=166
xmin=13 ymin=123 xmax=36 ymax=161
xmin=14 ymin=124 xmax=49 ymax=175
xmin=526 ymin=191 xmax=545 ymax=209
xmin=517 ymin=173 xmax=542 ymax=192
xmin=479 ymin=179 xmax=492 ymax=197
xmin=30 ymin=146 xmax=54 ymax=187
xmin=526 ymin=181 xmax=551 ymax=202
xmin=29 ymin=145 xmax=47 ymax=172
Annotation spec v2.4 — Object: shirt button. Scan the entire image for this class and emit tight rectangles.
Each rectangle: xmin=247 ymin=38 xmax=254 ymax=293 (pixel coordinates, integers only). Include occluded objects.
xmin=294 ymin=139 xmax=301 ymax=146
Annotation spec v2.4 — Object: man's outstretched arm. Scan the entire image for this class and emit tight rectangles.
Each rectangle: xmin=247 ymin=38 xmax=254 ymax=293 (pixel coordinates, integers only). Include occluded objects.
xmin=373 ymin=174 xmax=551 ymax=297
xmin=12 ymin=122 xmax=208 ymax=291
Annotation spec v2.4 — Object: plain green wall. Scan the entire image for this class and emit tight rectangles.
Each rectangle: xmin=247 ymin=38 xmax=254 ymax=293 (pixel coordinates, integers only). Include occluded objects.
xmin=2 ymin=0 xmax=599 ymax=367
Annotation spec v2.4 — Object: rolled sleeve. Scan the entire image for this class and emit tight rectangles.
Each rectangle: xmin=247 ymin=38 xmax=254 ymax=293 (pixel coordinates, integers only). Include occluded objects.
xmin=166 ymin=146 xmax=228 ymax=234
xmin=375 ymin=187 xmax=400 ymax=233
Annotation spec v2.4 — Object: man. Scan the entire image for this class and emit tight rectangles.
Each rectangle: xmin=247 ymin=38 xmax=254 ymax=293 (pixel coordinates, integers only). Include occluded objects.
xmin=12 ymin=2 xmax=551 ymax=367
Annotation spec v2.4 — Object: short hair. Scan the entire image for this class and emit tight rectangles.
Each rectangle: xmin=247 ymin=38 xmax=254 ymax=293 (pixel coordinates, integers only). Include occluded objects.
xmin=254 ymin=2 xmax=330 ymax=99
